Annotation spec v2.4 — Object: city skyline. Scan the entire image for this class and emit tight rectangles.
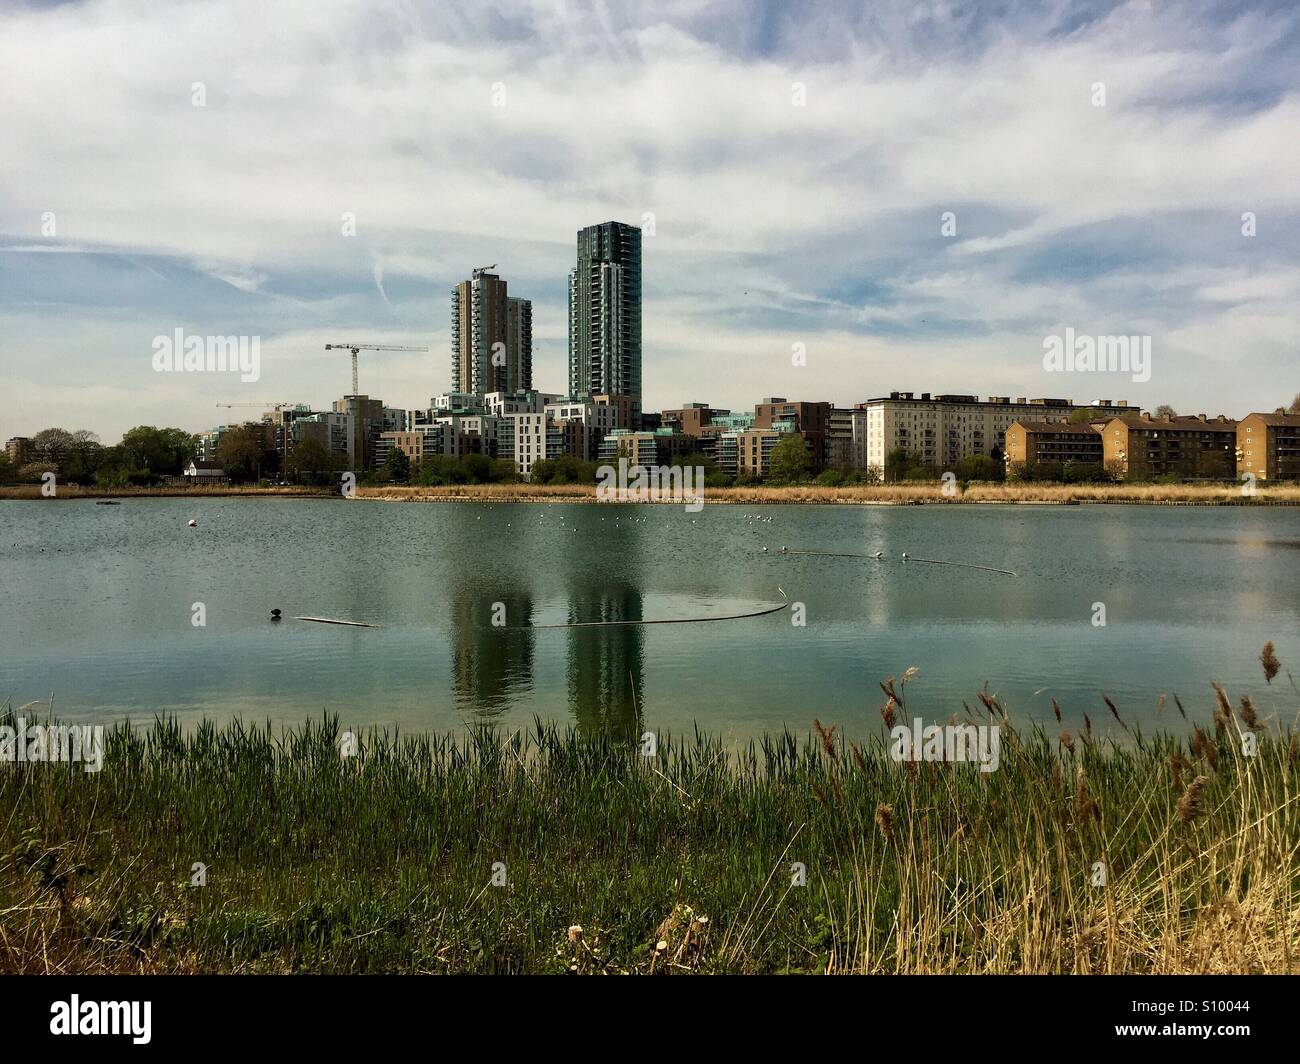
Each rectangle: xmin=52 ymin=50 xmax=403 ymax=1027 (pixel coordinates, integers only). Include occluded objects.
xmin=4 ymin=1 xmax=1300 ymax=442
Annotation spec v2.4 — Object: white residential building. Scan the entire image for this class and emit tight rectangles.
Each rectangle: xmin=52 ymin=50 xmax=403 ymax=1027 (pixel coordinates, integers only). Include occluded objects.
xmin=859 ymin=393 xmax=1133 ymax=476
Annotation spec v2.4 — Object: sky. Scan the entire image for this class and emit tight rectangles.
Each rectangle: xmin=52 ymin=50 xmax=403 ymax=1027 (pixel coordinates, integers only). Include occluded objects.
xmin=2 ymin=0 xmax=1298 ymax=443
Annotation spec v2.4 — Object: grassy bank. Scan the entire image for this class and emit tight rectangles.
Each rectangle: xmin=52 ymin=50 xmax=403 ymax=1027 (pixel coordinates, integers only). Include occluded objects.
xmin=357 ymin=481 xmax=1300 ymax=505
xmin=5 ymin=482 xmax=1298 ymax=504
xmin=0 ymin=484 xmax=333 ymax=500
xmin=2 ymin=683 xmax=1297 ymax=974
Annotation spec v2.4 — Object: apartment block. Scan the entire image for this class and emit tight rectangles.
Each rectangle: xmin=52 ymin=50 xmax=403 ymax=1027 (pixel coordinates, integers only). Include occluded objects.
xmin=568 ymin=221 xmax=642 ymax=423
xmin=5 ymin=437 xmax=34 ymax=465
xmin=596 ymin=428 xmax=693 ymax=468
xmin=661 ymin=403 xmax=731 ymax=437
xmin=826 ymin=407 xmax=871 ymax=469
xmin=432 ymin=392 xmax=485 ymax=415
xmin=332 ymin=395 xmax=385 ymax=471
xmin=1004 ymin=421 xmax=1104 ymax=467
xmin=375 ymin=425 xmax=450 ymax=469
xmin=860 ymin=393 xmax=1133 ymax=476
xmin=484 ymin=390 xmax=563 ymax=417
xmin=501 ymin=412 xmax=547 ymax=478
xmin=592 ymin=394 xmax=637 ymax=432
xmin=754 ymin=398 xmax=831 ymax=473
xmin=1101 ymin=414 xmax=1237 ymax=480
xmin=451 ymin=268 xmax=533 ymax=396
xmin=545 ymin=398 xmax=621 ymax=461
xmin=1237 ymin=410 xmax=1300 ymax=482
xmin=290 ymin=411 xmax=352 ymax=464
xmin=716 ymin=426 xmax=793 ymax=479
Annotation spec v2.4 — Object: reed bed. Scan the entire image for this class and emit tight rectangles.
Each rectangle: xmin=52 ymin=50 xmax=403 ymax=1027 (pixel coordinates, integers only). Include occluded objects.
xmin=356 ymin=482 xmax=1300 ymax=505
xmin=2 ymin=674 xmax=1297 ymax=974
xmin=0 ymin=485 xmax=331 ymax=500
xmin=6 ymin=482 xmax=1297 ymax=504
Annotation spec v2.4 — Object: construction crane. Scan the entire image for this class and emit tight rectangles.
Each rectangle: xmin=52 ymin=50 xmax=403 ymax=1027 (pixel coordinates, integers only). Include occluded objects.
xmin=472 ymin=263 xmax=497 ymax=278
xmin=325 ymin=343 xmax=428 ymax=396
xmin=215 ymin=401 xmax=298 ymax=409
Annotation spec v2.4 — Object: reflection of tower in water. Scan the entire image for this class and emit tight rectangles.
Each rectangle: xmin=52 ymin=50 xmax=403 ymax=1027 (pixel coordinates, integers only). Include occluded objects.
xmin=566 ymin=579 xmax=644 ymax=742
xmin=451 ymin=585 xmax=534 ymax=716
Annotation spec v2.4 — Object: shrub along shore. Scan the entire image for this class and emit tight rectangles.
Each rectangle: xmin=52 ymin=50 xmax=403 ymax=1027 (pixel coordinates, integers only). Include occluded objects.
xmin=3 ymin=481 xmax=1299 ymax=504
xmin=2 ymin=670 xmax=1296 ymax=974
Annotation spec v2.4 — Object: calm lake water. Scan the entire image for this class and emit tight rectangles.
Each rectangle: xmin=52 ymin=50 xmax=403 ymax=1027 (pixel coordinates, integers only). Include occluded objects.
xmin=1 ymin=499 xmax=1296 ymax=742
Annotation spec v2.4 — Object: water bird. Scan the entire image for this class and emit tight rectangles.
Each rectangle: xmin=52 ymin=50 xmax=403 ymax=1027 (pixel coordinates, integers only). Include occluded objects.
xmin=187 ymin=519 xmax=197 ymax=527
xmin=902 ymin=552 xmax=909 ymax=560
xmin=270 ymin=609 xmax=281 ymax=622
xmin=874 ymin=551 xmax=883 ymax=559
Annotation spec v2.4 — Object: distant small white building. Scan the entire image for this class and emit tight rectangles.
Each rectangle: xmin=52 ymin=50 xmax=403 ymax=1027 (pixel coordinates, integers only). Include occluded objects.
xmin=182 ymin=460 xmax=230 ymax=484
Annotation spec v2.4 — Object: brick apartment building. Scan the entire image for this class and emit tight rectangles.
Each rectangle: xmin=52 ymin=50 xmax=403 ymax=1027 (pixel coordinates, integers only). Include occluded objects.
xmin=1004 ymin=421 xmax=1104 ymax=468
xmin=1237 ymin=410 xmax=1300 ymax=482
xmin=1101 ymin=414 xmax=1237 ymax=480
xmin=753 ymin=398 xmax=830 ymax=473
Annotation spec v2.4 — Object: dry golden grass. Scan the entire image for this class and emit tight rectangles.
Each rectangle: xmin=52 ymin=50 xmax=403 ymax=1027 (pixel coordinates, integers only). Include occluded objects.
xmin=0 ymin=484 xmax=331 ymax=500
xmin=356 ymin=481 xmax=1300 ymax=505
xmin=5 ymin=481 xmax=1297 ymax=504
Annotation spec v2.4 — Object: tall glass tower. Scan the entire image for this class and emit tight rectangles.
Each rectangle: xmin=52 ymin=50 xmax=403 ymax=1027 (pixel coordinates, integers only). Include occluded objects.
xmin=567 ymin=221 xmax=642 ymax=422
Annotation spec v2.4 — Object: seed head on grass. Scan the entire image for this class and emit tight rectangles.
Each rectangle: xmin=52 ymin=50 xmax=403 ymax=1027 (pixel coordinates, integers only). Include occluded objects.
xmin=875 ymin=802 xmax=895 ymax=846
xmin=1211 ymin=683 xmax=1232 ymax=732
xmin=1169 ymin=751 xmax=1191 ymax=790
xmin=1191 ymin=725 xmax=1219 ymax=772
xmin=1052 ymin=698 xmax=1062 ymax=723
xmin=1177 ymin=775 xmax=1209 ymax=823
xmin=812 ymin=719 xmax=838 ymax=758
xmin=1238 ymin=696 xmax=1263 ymax=733
xmin=1260 ymin=641 xmax=1280 ymax=684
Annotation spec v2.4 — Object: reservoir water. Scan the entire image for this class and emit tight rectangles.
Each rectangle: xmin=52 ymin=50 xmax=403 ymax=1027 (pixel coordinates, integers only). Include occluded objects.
xmin=1 ymin=498 xmax=1296 ymax=743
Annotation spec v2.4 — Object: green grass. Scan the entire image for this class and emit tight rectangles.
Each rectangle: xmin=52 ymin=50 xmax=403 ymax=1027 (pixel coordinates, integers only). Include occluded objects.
xmin=1 ymin=694 xmax=1297 ymax=974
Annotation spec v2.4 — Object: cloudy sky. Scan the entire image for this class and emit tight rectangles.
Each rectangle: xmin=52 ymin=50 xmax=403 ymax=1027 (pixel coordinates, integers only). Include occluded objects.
xmin=2 ymin=0 xmax=1298 ymax=442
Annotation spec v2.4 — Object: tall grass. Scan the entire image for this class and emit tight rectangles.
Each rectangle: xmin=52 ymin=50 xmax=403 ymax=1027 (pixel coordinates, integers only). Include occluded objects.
xmin=356 ymin=482 xmax=1300 ymax=505
xmin=5 ymin=482 xmax=1297 ymax=504
xmin=2 ymin=676 xmax=1296 ymax=974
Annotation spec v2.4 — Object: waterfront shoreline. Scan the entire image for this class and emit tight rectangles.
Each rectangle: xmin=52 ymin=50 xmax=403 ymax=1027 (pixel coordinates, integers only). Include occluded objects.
xmin=1 ymin=708 xmax=1294 ymax=974
xmin=4 ymin=482 xmax=1299 ymax=505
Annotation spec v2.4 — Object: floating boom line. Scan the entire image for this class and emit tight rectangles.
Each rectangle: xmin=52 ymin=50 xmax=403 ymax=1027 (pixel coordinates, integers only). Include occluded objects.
xmin=772 ymin=549 xmax=1017 ymax=577
xmin=525 ymin=588 xmax=790 ymax=630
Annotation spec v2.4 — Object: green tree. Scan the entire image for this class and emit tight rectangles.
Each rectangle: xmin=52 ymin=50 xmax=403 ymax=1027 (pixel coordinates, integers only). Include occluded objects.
xmin=32 ymin=428 xmax=75 ymax=466
xmin=884 ymin=447 xmax=913 ymax=483
xmin=1154 ymin=404 xmax=1178 ymax=420
xmin=953 ymin=454 xmax=1004 ymax=482
xmin=1289 ymin=393 xmax=1300 ymax=414
xmin=119 ymin=426 xmax=197 ymax=475
xmin=0 ymin=453 xmax=15 ymax=482
xmin=1067 ymin=408 xmax=1096 ymax=424
xmin=286 ymin=438 xmax=334 ymax=480
xmin=17 ymin=461 xmax=58 ymax=483
xmin=216 ymin=425 xmax=274 ymax=482
xmin=382 ymin=446 xmax=411 ymax=483
xmin=768 ymin=434 xmax=812 ymax=483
